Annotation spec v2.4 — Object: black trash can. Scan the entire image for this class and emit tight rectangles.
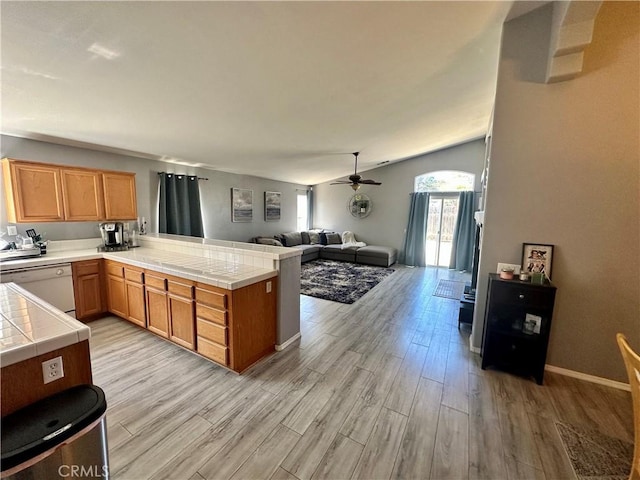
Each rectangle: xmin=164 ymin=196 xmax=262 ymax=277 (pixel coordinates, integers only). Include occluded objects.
xmin=1 ymin=384 xmax=109 ymax=480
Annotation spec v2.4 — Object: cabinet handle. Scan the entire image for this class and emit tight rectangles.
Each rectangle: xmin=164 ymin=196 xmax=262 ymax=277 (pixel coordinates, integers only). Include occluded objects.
xmin=519 ymin=294 xmax=525 ymax=299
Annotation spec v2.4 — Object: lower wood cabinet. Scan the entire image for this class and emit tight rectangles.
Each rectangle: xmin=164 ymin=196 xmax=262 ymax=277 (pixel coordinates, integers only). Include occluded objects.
xmin=106 ymin=268 xmax=128 ymax=319
xmin=105 ymin=261 xmax=146 ymax=327
xmin=104 ymin=259 xmax=276 ymax=373
xmin=72 ymin=260 xmax=106 ymax=321
xmin=144 ymin=271 xmax=169 ymax=337
xmin=167 ymin=278 xmax=195 ymax=350
xmin=124 ymin=266 xmax=146 ymax=328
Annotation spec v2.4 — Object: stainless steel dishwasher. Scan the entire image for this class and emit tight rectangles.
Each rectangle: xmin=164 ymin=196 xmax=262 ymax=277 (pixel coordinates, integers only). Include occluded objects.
xmin=1 ymin=263 xmax=76 ymax=316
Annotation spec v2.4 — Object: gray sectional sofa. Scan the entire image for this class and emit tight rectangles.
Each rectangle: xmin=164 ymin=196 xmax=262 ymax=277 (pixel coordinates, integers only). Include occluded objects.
xmin=251 ymin=231 xmax=397 ymax=267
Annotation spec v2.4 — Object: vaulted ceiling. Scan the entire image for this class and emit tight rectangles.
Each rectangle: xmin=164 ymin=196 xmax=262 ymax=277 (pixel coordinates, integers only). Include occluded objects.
xmin=1 ymin=1 xmax=515 ymax=185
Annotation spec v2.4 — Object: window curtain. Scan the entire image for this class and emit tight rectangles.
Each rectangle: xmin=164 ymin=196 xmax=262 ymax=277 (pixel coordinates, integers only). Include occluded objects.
xmin=400 ymin=192 xmax=429 ymax=267
xmin=158 ymin=173 xmax=204 ymax=237
xmin=307 ymin=188 xmax=313 ymax=230
xmin=449 ymin=191 xmax=475 ymax=271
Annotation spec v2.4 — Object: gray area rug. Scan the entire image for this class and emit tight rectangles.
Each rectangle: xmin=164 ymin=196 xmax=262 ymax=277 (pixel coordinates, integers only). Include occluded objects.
xmin=433 ymin=279 xmax=466 ymax=299
xmin=555 ymin=421 xmax=633 ymax=479
xmin=300 ymin=259 xmax=394 ymax=304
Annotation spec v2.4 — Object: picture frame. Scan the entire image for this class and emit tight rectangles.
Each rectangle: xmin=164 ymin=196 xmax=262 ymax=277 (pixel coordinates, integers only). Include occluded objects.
xmin=231 ymin=188 xmax=253 ymax=222
xmin=264 ymin=191 xmax=281 ymax=221
xmin=522 ymin=243 xmax=554 ymax=279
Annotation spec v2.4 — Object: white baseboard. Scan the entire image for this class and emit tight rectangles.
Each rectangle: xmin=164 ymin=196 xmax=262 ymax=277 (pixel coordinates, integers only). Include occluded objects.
xmin=276 ymin=332 xmax=301 ymax=351
xmin=469 ymin=337 xmax=481 ymax=354
xmin=544 ymin=364 xmax=631 ymax=391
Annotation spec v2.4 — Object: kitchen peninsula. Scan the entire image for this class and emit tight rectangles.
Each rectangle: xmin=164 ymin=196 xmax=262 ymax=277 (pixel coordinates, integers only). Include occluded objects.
xmin=0 ymin=282 xmax=93 ymax=417
xmin=0 ymin=234 xmax=302 ymax=373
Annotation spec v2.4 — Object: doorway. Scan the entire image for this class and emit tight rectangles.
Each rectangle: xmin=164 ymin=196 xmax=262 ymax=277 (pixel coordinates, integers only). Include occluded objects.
xmin=426 ymin=194 xmax=459 ymax=266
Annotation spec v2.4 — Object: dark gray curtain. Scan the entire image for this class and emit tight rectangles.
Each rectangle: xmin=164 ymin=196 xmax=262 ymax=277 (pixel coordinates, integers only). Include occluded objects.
xmin=307 ymin=188 xmax=313 ymax=230
xmin=449 ymin=191 xmax=475 ymax=271
xmin=400 ymin=192 xmax=429 ymax=267
xmin=158 ymin=173 xmax=204 ymax=237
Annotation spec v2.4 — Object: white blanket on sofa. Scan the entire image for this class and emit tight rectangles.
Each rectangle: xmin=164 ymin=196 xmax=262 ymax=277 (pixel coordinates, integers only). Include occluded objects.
xmin=341 ymin=231 xmax=367 ymax=249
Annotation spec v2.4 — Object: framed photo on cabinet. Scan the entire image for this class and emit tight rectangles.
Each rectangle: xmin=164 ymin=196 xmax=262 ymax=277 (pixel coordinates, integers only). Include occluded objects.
xmin=522 ymin=243 xmax=554 ymax=279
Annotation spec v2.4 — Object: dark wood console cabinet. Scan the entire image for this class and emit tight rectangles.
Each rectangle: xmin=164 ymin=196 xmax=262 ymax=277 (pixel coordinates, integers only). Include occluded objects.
xmin=481 ymin=273 xmax=556 ymax=384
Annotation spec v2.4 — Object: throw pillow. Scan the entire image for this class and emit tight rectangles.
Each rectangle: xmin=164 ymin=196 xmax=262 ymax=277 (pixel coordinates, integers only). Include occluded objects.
xmin=308 ymin=232 xmax=321 ymax=244
xmin=301 ymin=231 xmax=310 ymax=245
xmin=325 ymin=232 xmax=342 ymax=245
xmin=281 ymin=232 xmax=302 ymax=247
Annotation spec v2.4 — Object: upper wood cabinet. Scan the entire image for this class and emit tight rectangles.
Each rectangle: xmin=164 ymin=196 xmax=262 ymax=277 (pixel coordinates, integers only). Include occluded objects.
xmin=2 ymin=158 xmax=137 ymax=223
xmin=103 ymin=172 xmax=137 ymax=220
xmin=62 ymin=169 xmax=105 ymax=221
xmin=2 ymin=160 xmax=64 ymax=222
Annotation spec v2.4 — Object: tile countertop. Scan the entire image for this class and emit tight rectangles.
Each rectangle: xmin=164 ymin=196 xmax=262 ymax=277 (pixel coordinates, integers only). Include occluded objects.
xmin=0 ymin=283 xmax=91 ymax=367
xmin=102 ymin=248 xmax=278 ymax=290
xmin=0 ymin=247 xmax=278 ymax=291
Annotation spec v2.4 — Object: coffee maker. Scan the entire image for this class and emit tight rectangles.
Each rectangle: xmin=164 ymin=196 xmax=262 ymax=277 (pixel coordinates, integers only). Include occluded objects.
xmin=98 ymin=222 xmax=127 ymax=251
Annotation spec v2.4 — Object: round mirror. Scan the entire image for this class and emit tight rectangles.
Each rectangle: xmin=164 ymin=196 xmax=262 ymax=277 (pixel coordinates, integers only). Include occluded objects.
xmin=348 ymin=193 xmax=372 ymax=218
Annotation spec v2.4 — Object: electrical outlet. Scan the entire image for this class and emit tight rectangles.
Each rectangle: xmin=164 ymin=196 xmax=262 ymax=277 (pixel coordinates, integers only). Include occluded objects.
xmin=42 ymin=356 xmax=64 ymax=384
xmin=7 ymin=225 xmax=17 ymax=236
xmin=266 ymin=281 xmax=272 ymax=293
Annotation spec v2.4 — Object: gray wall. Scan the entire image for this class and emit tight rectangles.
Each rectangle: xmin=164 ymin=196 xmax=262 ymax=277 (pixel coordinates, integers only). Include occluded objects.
xmin=313 ymin=139 xmax=485 ymax=252
xmin=0 ymin=135 xmax=306 ymax=241
xmin=472 ymin=2 xmax=640 ymax=382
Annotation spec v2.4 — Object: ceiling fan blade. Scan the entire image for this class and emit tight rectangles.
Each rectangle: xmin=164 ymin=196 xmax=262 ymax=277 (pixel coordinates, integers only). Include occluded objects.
xmin=360 ymin=180 xmax=382 ymax=185
xmin=330 ymin=181 xmax=352 ymax=185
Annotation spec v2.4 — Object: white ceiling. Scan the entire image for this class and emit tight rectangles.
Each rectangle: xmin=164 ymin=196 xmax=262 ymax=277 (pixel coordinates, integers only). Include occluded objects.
xmin=1 ymin=1 xmax=513 ymax=185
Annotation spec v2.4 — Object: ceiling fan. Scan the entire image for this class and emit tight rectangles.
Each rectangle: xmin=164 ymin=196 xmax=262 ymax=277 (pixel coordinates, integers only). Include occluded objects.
xmin=330 ymin=152 xmax=382 ymax=191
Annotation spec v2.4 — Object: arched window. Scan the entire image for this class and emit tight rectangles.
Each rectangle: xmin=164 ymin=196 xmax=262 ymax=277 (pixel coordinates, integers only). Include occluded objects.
xmin=414 ymin=170 xmax=475 ymax=193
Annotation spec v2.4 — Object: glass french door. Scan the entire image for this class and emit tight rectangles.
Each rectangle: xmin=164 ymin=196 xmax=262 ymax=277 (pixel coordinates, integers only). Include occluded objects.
xmin=426 ymin=194 xmax=459 ymax=267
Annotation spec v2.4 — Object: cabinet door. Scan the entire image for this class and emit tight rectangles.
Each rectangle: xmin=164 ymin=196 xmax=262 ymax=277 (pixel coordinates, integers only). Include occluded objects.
xmin=74 ymin=274 xmax=105 ymax=320
xmin=72 ymin=260 xmax=105 ymax=320
xmin=126 ymin=281 xmax=146 ymax=327
xmin=2 ymin=160 xmax=64 ymax=222
xmin=169 ymin=294 xmax=195 ymax=350
xmin=61 ymin=169 xmax=104 ymax=221
xmin=102 ymin=172 xmax=137 ymax=220
xmin=106 ymin=275 xmax=128 ymax=318
xmin=146 ymin=287 xmax=169 ymax=338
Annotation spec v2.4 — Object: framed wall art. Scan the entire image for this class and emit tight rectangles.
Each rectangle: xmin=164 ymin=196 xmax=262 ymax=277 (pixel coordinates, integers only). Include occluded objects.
xmin=264 ymin=191 xmax=281 ymax=221
xmin=522 ymin=243 xmax=554 ymax=279
xmin=231 ymin=188 xmax=253 ymax=222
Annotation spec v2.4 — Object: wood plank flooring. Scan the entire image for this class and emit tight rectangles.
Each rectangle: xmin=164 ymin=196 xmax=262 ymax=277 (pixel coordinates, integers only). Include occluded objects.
xmin=89 ymin=265 xmax=634 ymax=480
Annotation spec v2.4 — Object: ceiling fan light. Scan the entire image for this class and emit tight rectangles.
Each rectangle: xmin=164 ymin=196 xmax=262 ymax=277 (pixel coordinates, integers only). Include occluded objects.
xmin=351 ymin=183 xmax=360 ymax=191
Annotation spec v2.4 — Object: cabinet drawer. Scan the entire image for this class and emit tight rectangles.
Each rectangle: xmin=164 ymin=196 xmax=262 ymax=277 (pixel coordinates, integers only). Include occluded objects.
xmin=491 ymin=283 xmax=554 ymax=309
xmin=195 ymin=287 xmax=227 ymax=309
xmin=196 ymin=303 xmax=227 ymax=326
xmin=145 ymin=273 xmax=166 ymax=291
xmin=74 ymin=260 xmax=101 ymax=277
xmin=124 ymin=267 xmax=144 ymax=284
xmin=105 ymin=262 xmax=124 ymax=277
xmin=168 ymin=280 xmax=193 ymax=299
xmin=197 ymin=318 xmax=228 ymax=346
xmin=197 ymin=336 xmax=228 ymax=365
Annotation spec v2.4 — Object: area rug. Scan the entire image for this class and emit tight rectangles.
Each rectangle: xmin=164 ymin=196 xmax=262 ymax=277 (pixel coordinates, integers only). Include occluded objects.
xmin=300 ymin=259 xmax=394 ymax=304
xmin=433 ymin=279 xmax=466 ymax=299
xmin=555 ymin=421 xmax=633 ymax=479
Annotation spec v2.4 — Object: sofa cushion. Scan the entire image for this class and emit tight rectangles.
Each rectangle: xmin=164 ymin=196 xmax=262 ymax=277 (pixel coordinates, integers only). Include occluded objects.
xmin=255 ymin=237 xmax=283 ymax=247
xmin=294 ymin=244 xmax=322 ymax=263
xmin=356 ymin=245 xmax=397 ymax=267
xmin=301 ymin=231 xmax=310 ymax=244
xmin=320 ymin=244 xmax=357 ymax=262
xmin=281 ymin=232 xmax=303 ymax=247
xmin=308 ymin=231 xmax=321 ymax=244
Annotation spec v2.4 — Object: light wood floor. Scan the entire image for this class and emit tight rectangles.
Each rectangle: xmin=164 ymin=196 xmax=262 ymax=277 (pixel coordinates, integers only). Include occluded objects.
xmin=89 ymin=265 xmax=633 ymax=480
